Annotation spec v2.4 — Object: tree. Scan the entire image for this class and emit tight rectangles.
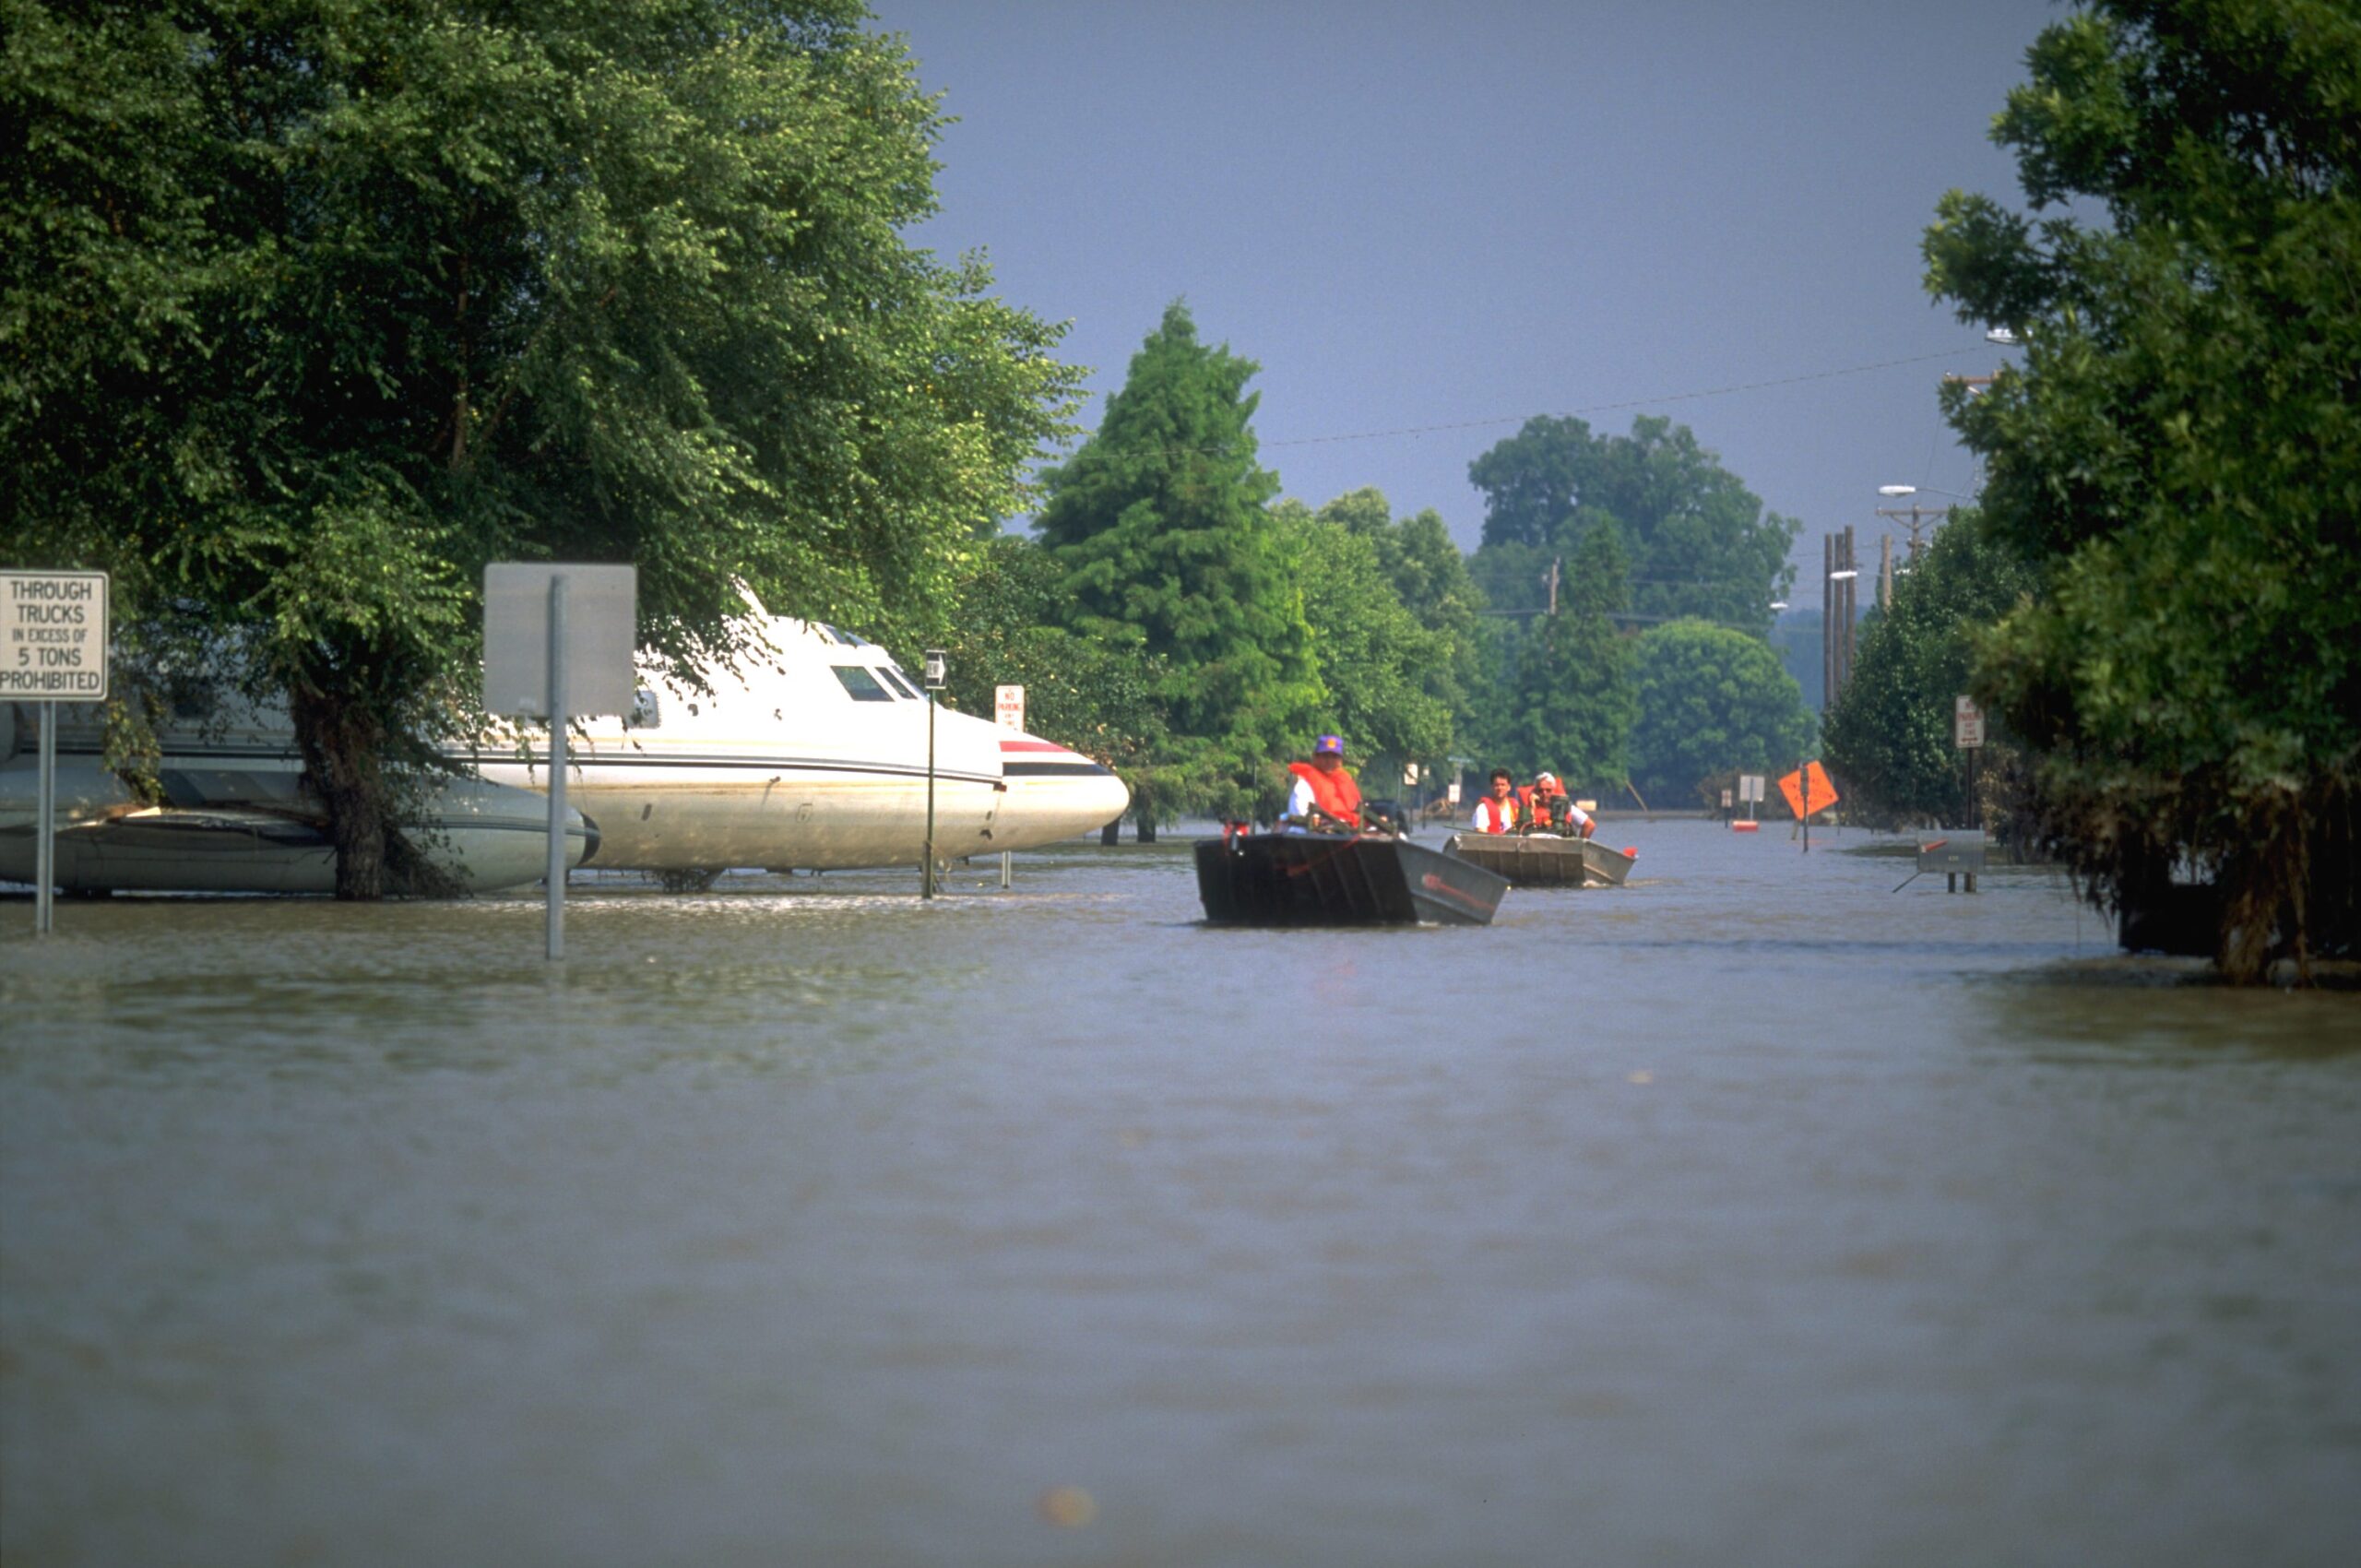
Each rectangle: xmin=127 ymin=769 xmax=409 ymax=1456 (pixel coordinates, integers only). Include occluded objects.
xmin=1493 ymin=517 xmax=1636 ymax=792
xmin=2 ymin=0 xmax=1079 ymax=895
xmin=1467 ymin=414 xmax=1798 ymax=636
xmin=1295 ymin=486 xmax=1486 ymax=754
xmin=1272 ymin=499 xmax=1453 ymax=773
xmin=1033 ymin=302 xmax=1321 ymax=818
xmin=1923 ymin=0 xmax=2361 ymax=979
xmin=1629 ymin=618 xmax=1815 ymax=806
xmin=933 ymin=533 xmax=1169 ymax=792
xmin=1821 ymin=512 xmax=2036 ymax=827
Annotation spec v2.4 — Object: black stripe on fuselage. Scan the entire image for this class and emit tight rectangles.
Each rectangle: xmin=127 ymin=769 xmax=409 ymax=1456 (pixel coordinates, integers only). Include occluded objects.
xmin=1002 ymin=761 xmax=1113 ymax=778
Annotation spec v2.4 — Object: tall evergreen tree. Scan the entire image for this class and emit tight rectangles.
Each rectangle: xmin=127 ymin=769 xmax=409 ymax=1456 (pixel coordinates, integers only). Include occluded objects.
xmin=1034 ymin=303 xmax=1320 ymax=815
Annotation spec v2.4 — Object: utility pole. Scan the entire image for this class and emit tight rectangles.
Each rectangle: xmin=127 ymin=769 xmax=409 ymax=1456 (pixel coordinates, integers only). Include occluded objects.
xmin=1879 ymin=533 xmax=1892 ymax=612
xmin=1875 ymin=501 xmax=1950 ymax=563
xmin=1822 ymin=529 xmax=1860 ymax=706
xmin=1543 ymin=556 xmax=1561 ymax=615
xmin=1821 ymin=533 xmax=1833 ymax=713
xmin=1839 ymin=525 xmax=1857 ymax=696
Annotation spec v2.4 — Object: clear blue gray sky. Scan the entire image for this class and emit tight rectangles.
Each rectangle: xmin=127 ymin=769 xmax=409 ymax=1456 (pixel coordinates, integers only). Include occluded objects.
xmin=871 ymin=0 xmax=2059 ymax=588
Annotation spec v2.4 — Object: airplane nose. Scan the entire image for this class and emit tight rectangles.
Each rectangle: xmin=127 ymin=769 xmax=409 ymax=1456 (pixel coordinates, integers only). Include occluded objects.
xmin=995 ymin=736 xmax=1129 ymax=847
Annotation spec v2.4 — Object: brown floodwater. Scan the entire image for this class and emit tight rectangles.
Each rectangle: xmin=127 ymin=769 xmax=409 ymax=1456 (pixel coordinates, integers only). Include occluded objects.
xmin=4 ymin=819 xmax=2357 ymax=1567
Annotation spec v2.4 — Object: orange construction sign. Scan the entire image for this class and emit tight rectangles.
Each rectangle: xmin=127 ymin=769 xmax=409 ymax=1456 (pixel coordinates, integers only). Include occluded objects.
xmin=1777 ymin=761 xmax=1840 ymax=821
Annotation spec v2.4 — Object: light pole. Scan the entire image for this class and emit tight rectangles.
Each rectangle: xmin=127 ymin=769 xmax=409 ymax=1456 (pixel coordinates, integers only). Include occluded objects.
xmin=921 ymin=648 xmax=945 ymax=899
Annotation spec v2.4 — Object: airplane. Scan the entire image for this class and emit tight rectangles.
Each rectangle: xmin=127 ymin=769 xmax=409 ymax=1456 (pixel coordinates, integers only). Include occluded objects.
xmin=0 ymin=615 xmax=1129 ymax=895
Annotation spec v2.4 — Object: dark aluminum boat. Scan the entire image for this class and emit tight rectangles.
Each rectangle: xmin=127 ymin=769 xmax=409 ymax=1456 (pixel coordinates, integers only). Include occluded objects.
xmin=1194 ymin=830 xmax=1509 ymax=927
xmin=1442 ymin=831 xmax=1636 ymax=888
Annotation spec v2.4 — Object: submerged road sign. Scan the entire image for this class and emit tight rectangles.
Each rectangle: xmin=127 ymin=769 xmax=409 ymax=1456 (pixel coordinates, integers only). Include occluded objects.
xmin=483 ymin=563 xmax=637 ymax=962
xmin=2 ymin=570 xmax=108 ymax=701
xmin=3 ymin=569 xmax=109 ymax=937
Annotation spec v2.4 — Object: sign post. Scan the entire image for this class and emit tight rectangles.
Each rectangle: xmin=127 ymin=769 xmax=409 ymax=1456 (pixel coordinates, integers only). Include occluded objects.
xmin=3 ymin=570 xmax=109 ymax=935
xmin=922 ymin=652 xmax=948 ymax=899
xmin=993 ymin=684 xmax=1024 ymax=888
xmin=1955 ymin=695 xmax=1986 ymax=834
xmin=1778 ymin=762 xmax=1839 ymax=852
xmin=484 ymin=564 xmax=636 ymax=960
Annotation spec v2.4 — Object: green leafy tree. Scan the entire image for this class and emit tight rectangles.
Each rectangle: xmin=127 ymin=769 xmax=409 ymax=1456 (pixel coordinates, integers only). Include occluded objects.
xmin=1295 ymin=487 xmax=1486 ymax=753
xmin=1923 ymin=0 xmax=2361 ymax=979
xmin=1821 ymin=512 xmax=2036 ymax=827
xmin=1034 ymin=302 xmax=1321 ymax=818
xmin=1272 ymin=499 xmax=1453 ymax=772
xmin=1629 ymin=618 xmax=1815 ymax=805
xmin=1495 ymin=518 xmax=1636 ymax=792
xmin=1468 ymin=414 xmax=1798 ymax=635
xmin=933 ymin=533 xmax=1169 ymax=792
xmin=3 ymin=0 xmax=1079 ymax=896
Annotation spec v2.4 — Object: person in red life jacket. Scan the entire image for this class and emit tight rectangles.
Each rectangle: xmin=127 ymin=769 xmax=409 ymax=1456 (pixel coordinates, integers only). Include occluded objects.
xmin=1525 ymin=771 xmax=1597 ymax=838
xmin=1284 ymin=732 xmax=1364 ymax=832
xmin=1470 ymin=768 xmax=1520 ymax=834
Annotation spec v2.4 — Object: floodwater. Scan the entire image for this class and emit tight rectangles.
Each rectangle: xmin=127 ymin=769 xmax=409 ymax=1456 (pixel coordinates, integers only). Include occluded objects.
xmin=3 ymin=820 xmax=2357 ymax=1568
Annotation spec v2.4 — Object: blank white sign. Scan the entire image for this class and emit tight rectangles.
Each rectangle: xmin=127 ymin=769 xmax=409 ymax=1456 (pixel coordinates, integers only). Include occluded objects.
xmin=483 ymin=564 xmax=638 ymax=719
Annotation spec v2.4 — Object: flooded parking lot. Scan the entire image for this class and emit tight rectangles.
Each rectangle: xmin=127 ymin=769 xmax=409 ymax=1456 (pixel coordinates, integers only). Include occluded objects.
xmin=5 ymin=820 xmax=2358 ymax=1566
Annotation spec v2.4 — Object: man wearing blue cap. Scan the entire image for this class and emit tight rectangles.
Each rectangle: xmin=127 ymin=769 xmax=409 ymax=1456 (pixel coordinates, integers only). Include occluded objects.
xmin=1284 ymin=732 xmax=1363 ymax=832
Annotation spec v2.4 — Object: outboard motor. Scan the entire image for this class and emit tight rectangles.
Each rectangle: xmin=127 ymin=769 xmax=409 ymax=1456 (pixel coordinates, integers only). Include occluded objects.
xmin=1359 ymin=799 xmax=1407 ymax=837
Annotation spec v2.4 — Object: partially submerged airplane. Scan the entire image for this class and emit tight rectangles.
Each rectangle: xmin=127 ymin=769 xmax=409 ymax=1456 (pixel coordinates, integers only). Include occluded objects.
xmin=0 ymin=617 xmax=1128 ymax=895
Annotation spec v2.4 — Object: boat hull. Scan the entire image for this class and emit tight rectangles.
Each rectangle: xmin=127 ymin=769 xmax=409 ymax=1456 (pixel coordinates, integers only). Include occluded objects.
xmin=1443 ymin=832 xmax=1635 ymax=888
xmin=1194 ymin=833 xmax=1508 ymax=927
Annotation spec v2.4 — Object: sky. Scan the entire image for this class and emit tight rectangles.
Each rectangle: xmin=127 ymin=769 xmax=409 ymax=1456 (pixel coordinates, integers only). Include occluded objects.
xmin=868 ymin=0 xmax=2064 ymax=591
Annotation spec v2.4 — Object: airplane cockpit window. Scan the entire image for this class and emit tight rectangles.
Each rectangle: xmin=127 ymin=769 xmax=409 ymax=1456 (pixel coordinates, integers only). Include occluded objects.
xmin=831 ymin=665 xmax=894 ymax=702
xmin=624 ymin=688 xmax=662 ymax=730
xmin=877 ymin=666 xmax=920 ymax=700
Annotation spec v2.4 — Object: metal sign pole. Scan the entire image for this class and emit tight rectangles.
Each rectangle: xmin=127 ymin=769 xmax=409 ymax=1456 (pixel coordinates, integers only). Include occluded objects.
xmin=922 ymin=690 xmax=937 ymax=900
xmin=545 ymin=575 xmax=568 ymax=961
xmin=34 ymin=703 xmax=55 ymax=936
xmin=1802 ymin=759 xmax=1811 ymax=854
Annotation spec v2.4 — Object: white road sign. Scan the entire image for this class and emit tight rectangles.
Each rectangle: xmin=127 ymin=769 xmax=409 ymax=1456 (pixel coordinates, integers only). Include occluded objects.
xmin=994 ymin=683 xmax=1026 ymax=731
xmin=483 ymin=564 xmax=638 ymax=719
xmin=1954 ymin=695 xmax=1986 ymax=750
xmin=1738 ymin=773 xmax=1766 ymax=803
xmin=2 ymin=570 xmax=109 ymax=700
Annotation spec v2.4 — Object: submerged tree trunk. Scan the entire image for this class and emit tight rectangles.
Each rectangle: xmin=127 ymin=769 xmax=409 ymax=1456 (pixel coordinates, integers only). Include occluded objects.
xmin=1099 ymin=820 xmax=1120 ymax=847
xmin=289 ymin=679 xmax=393 ymax=900
xmin=1134 ymin=810 xmax=1157 ymax=844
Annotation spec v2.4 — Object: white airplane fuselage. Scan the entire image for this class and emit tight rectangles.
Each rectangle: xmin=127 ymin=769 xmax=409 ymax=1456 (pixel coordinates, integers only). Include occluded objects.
xmin=0 ymin=618 xmax=1129 ymax=893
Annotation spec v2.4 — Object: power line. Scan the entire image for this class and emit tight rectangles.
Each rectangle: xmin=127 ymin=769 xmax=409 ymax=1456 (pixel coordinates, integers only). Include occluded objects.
xmin=1262 ymin=350 xmax=1972 ymax=451
xmin=1056 ymin=349 xmax=1975 ymax=458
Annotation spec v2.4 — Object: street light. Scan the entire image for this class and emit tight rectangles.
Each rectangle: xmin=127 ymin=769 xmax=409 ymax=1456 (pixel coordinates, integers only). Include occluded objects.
xmin=921 ymin=648 xmax=945 ymax=899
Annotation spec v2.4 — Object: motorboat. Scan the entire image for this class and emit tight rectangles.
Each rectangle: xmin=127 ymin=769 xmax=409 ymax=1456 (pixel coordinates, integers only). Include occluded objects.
xmin=1442 ymin=831 xmax=1636 ymax=888
xmin=1195 ymin=828 xmax=1509 ymax=927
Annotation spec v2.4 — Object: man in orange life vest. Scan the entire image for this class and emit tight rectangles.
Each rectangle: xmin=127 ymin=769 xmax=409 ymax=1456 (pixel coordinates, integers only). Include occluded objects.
xmin=1284 ymin=733 xmax=1364 ymax=832
xmin=1471 ymin=768 xmax=1520 ymax=833
xmin=1524 ymin=771 xmax=1596 ymax=838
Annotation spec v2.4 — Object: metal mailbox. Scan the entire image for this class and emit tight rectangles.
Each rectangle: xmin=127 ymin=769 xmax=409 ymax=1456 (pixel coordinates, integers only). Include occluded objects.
xmin=1916 ymin=831 xmax=1987 ymax=874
